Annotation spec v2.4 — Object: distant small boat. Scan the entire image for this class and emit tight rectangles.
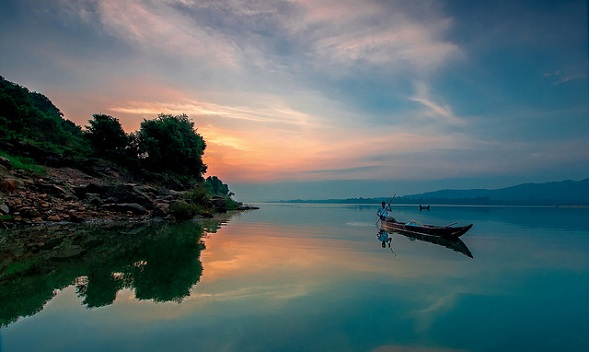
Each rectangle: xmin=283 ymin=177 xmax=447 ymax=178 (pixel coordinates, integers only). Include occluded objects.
xmin=380 ymin=219 xmax=473 ymax=240
xmin=419 ymin=204 xmax=430 ymax=211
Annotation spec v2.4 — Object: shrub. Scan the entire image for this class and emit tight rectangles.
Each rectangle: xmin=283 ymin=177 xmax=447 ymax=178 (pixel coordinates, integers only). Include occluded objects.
xmin=169 ymin=201 xmax=199 ymax=220
xmin=183 ymin=185 xmax=210 ymax=204
xmin=0 ymin=151 xmax=45 ymax=175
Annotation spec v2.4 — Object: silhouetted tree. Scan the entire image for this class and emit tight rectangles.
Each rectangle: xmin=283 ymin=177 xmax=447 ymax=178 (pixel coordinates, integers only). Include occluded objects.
xmin=135 ymin=114 xmax=207 ymax=180
xmin=205 ymin=176 xmax=234 ymax=197
xmin=85 ymin=114 xmax=128 ymax=158
xmin=0 ymin=76 xmax=89 ymax=155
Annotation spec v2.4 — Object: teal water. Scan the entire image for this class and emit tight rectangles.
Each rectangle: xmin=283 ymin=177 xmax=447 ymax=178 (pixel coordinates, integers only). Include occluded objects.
xmin=1 ymin=204 xmax=588 ymax=351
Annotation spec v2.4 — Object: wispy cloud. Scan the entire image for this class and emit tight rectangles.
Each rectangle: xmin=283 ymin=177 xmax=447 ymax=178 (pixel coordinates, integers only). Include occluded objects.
xmin=544 ymin=68 xmax=587 ymax=85
xmin=408 ymin=81 xmax=465 ymax=126
xmin=2 ymin=0 xmax=586 ymax=192
xmin=86 ymin=0 xmax=241 ymax=68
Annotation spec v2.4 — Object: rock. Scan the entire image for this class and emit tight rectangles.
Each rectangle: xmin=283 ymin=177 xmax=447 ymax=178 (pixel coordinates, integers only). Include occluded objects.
xmin=36 ymin=183 xmax=73 ymax=199
xmin=138 ymin=185 xmax=159 ymax=196
xmin=104 ymin=203 xmax=148 ymax=215
xmin=1 ymin=202 xmax=9 ymax=214
xmin=210 ymin=196 xmax=228 ymax=213
xmin=73 ymin=183 xmax=105 ymax=198
xmin=0 ymin=156 xmax=12 ymax=170
xmin=46 ymin=214 xmax=61 ymax=222
xmin=69 ymin=212 xmax=88 ymax=223
xmin=104 ymin=184 xmax=153 ymax=208
xmin=151 ymin=204 xmax=169 ymax=218
xmin=21 ymin=208 xmax=41 ymax=218
xmin=0 ymin=179 xmax=17 ymax=194
xmin=85 ymin=193 xmax=104 ymax=206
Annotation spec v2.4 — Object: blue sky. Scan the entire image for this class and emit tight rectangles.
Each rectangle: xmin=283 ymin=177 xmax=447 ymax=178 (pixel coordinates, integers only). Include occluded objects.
xmin=1 ymin=0 xmax=587 ymax=201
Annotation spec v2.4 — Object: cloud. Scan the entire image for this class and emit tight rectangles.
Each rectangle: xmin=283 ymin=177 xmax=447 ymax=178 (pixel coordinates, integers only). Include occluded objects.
xmin=408 ymin=81 xmax=466 ymax=126
xmin=4 ymin=0 xmax=585 ymax=193
xmin=74 ymin=0 xmax=241 ymax=68
xmin=69 ymin=0 xmax=460 ymax=77
xmin=543 ymin=68 xmax=587 ymax=85
xmin=293 ymin=0 xmax=460 ymax=75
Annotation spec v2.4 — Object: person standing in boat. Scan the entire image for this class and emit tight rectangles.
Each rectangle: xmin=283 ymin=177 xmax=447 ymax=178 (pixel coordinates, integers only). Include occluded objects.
xmin=377 ymin=201 xmax=394 ymax=221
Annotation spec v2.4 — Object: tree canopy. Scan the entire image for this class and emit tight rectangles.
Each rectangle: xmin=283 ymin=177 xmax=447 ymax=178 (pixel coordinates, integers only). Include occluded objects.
xmin=85 ymin=114 xmax=128 ymax=158
xmin=205 ymin=176 xmax=233 ymax=197
xmin=134 ymin=114 xmax=207 ymax=181
xmin=0 ymin=76 xmax=89 ymax=155
xmin=0 ymin=76 xmax=232 ymax=193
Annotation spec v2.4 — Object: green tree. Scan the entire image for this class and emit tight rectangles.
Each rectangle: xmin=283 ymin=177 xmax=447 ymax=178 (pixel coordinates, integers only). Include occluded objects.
xmin=85 ymin=114 xmax=128 ymax=158
xmin=136 ymin=114 xmax=207 ymax=180
xmin=205 ymin=176 xmax=234 ymax=197
xmin=0 ymin=76 xmax=89 ymax=156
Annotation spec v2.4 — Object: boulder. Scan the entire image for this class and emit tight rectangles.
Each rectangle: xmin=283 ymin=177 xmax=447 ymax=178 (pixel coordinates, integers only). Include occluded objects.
xmin=104 ymin=203 xmax=148 ymax=215
xmin=210 ymin=196 xmax=228 ymax=213
xmin=151 ymin=204 xmax=169 ymax=218
xmin=0 ymin=156 xmax=12 ymax=170
xmin=0 ymin=179 xmax=17 ymax=194
xmin=36 ymin=183 xmax=73 ymax=199
xmin=104 ymin=184 xmax=153 ymax=208
xmin=85 ymin=193 xmax=104 ymax=206
xmin=69 ymin=211 xmax=89 ymax=223
xmin=1 ymin=202 xmax=9 ymax=214
xmin=46 ymin=214 xmax=61 ymax=222
xmin=73 ymin=183 xmax=105 ymax=198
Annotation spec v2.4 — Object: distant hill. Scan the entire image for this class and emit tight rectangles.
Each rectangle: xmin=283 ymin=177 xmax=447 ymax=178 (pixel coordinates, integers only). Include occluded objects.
xmin=279 ymin=179 xmax=589 ymax=206
xmin=402 ymin=179 xmax=589 ymax=205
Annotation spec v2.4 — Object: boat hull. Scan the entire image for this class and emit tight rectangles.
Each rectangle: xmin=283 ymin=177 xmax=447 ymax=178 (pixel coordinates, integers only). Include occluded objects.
xmin=380 ymin=220 xmax=472 ymax=240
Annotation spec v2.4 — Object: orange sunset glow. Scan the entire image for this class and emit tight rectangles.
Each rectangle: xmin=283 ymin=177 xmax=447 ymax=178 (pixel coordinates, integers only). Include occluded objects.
xmin=1 ymin=0 xmax=586 ymax=200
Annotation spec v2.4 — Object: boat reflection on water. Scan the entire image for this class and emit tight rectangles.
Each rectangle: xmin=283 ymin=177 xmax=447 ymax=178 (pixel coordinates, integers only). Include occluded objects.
xmin=378 ymin=229 xmax=473 ymax=258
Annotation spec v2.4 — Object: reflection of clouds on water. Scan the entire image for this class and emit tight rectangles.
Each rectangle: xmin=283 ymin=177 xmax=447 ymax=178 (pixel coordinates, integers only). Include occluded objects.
xmin=4 ymin=205 xmax=588 ymax=352
xmin=191 ymin=283 xmax=310 ymax=303
xmin=412 ymin=292 xmax=459 ymax=333
xmin=372 ymin=345 xmax=467 ymax=352
xmin=345 ymin=221 xmax=376 ymax=227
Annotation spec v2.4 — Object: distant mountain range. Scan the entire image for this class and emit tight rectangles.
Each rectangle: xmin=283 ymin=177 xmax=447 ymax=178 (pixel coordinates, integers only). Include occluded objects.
xmin=280 ymin=179 xmax=589 ymax=205
xmin=402 ymin=178 xmax=589 ymax=206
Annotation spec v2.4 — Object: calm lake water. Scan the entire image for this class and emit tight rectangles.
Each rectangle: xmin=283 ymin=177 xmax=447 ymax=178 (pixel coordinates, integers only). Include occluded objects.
xmin=1 ymin=203 xmax=588 ymax=351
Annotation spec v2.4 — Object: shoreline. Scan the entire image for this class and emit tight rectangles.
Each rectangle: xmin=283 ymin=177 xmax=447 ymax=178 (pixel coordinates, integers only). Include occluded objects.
xmin=0 ymin=159 xmax=257 ymax=229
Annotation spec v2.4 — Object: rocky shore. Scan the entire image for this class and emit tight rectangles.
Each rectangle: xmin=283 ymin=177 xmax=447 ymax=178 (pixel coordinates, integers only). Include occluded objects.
xmin=0 ymin=156 xmax=253 ymax=228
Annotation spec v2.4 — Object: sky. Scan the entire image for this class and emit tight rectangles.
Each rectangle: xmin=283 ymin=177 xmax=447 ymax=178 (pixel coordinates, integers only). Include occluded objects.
xmin=1 ymin=0 xmax=588 ymax=201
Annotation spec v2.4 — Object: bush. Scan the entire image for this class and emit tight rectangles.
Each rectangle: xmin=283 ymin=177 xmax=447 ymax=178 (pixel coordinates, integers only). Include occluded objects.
xmin=0 ymin=151 xmax=45 ymax=175
xmin=183 ymin=185 xmax=210 ymax=204
xmin=169 ymin=201 xmax=199 ymax=220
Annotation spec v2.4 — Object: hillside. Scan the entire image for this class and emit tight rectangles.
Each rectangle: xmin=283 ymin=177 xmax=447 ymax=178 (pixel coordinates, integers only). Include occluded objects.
xmin=403 ymin=179 xmax=589 ymax=205
xmin=279 ymin=179 xmax=589 ymax=206
xmin=0 ymin=76 xmax=250 ymax=227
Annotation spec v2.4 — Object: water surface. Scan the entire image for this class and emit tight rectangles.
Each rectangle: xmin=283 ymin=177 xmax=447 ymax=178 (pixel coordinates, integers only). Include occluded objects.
xmin=1 ymin=204 xmax=588 ymax=351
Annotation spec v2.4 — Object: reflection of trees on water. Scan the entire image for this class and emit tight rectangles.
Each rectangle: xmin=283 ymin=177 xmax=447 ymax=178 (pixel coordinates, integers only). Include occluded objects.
xmin=0 ymin=221 xmax=219 ymax=326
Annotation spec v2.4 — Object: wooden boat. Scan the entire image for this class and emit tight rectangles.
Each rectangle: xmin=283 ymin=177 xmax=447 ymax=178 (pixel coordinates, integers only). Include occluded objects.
xmin=380 ymin=219 xmax=473 ymax=240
